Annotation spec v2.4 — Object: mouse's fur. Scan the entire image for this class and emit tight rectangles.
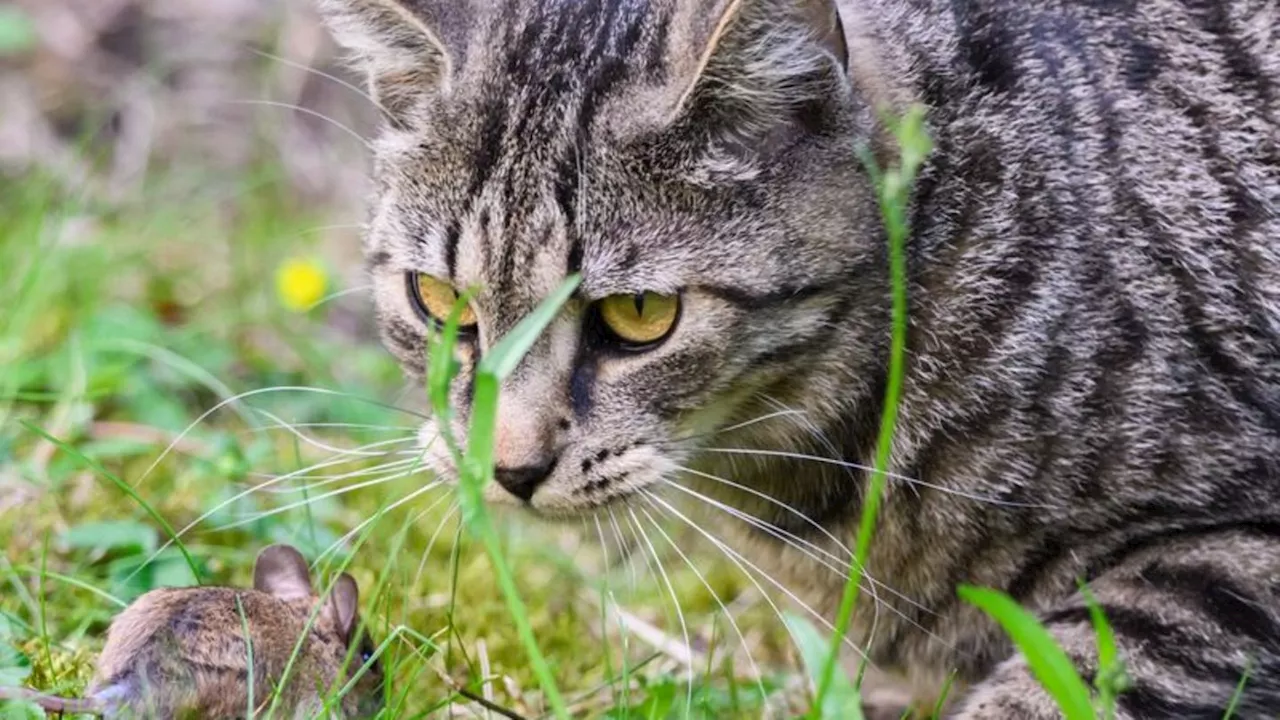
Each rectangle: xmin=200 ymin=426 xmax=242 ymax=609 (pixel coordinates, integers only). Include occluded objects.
xmin=0 ymin=545 xmax=383 ymax=719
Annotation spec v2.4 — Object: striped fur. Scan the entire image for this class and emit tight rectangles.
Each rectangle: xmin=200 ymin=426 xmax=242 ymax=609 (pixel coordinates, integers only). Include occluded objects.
xmin=317 ymin=0 xmax=1280 ymax=716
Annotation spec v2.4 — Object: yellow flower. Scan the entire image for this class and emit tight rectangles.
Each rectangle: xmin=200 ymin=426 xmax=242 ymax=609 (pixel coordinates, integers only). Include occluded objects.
xmin=276 ymin=258 xmax=329 ymax=312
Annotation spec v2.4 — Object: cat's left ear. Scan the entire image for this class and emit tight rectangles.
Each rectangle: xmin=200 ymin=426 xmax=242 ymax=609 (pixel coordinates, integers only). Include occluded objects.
xmin=315 ymin=0 xmax=469 ymax=123
xmin=663 ymin=0 xmax=848 ymax=122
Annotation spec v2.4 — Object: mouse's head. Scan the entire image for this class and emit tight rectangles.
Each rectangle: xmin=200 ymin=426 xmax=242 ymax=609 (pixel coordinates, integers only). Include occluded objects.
xmin=253 ymin=545 xmax=386 ymax=718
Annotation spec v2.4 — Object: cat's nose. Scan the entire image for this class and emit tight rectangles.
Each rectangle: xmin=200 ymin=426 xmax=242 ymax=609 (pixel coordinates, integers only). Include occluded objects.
xmin=493 ymin=457 xmax=557 ymax=502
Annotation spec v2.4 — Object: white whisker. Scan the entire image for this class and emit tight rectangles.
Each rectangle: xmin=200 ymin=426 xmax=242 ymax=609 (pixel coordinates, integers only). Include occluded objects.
xmin=701 ymin=447 xmax=1060 ymax=509
xmin=639 ymin=489 xmax=874 ymax=666
xmin=133 ymin=385 xmax=429 ymax=490
xmin=636 ymin=505 xmax=768 ymax=692
xmin=229 ymin=100 xmax=373 ymax=150
xmin=250 ymin=48 xmax=394 ymax=120
xmin=626 ymin=508 xmax=695 ymax=715
xmin=214 ymin=469 xmax=420 ymax=532
xmin=253 ymin=409 xmax=418 ymax=458
xmin=312 ymin=479 xmax=448 ymax=568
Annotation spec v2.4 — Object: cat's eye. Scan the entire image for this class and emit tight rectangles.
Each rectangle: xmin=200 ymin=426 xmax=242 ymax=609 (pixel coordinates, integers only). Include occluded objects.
xmin=596 ymin=292 xmax=680 ymax=347
xmin=408 ymin=273 xmax=477 ymax=329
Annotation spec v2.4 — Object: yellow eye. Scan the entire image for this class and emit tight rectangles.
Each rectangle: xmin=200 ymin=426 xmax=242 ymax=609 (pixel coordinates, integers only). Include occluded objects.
xmin=597 ymin=292 xmax=680 ymax=346
xmin=409 ymin=273 xmax=477 ymax=327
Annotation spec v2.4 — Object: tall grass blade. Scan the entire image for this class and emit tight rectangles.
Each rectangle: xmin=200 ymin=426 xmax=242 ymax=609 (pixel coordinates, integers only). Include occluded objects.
xmin=958 ymin=585 xmax=1095 ymax=720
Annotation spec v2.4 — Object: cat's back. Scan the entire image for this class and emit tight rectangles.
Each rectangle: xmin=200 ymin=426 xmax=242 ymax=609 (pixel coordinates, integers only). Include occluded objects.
xmin=868 ymin=0 xmax=1279 ymax=415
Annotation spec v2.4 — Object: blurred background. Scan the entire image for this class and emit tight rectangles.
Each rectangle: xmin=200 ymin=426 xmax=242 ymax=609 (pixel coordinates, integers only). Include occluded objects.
xmin=0 ymin=2 xmax=800 ymax=717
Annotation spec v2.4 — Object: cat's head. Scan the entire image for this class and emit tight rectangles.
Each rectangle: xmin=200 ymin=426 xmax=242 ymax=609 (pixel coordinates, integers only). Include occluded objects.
xmin=319 ymin=0 xmax=887 ymax=517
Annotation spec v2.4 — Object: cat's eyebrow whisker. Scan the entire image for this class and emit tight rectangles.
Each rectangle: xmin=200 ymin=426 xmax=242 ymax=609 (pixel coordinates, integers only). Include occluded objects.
xmin=312 ymin=480 xmax=451 ymax=568
xmin=229 ymin=99 xmax=374 ymax=150
xmin=700 ymin=447 xmax=1062 ymax=509
xmin=249 ymin=48 xmax=395 ymax=121
xmin=625 ymin=508 xmax=697 ymax=708
xmin=638 ymin=489 xmax=876 ymax=666
xmin=303 ymin=284 xmax=375 ymax=311
xmin=635 ymin=506 xmax=769 ymax=691
xmin=134 ymin=385 xmax=430 ymax=490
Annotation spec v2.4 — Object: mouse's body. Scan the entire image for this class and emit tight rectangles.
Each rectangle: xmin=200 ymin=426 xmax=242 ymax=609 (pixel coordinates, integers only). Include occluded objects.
xmin=0 ymin=545 xmax=383 ymax=719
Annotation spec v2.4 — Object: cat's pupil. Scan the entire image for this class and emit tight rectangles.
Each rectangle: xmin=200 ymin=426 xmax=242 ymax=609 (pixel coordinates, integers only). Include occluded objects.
xmin=633 ymin=293 xmax=645 ymax=317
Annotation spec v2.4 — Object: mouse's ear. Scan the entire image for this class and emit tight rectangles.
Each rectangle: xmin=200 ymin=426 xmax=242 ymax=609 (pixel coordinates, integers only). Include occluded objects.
xmin=326 ymin=573 xmax=360 ymax=643
xmin=253 ymin=544 xmax=314 ymax=601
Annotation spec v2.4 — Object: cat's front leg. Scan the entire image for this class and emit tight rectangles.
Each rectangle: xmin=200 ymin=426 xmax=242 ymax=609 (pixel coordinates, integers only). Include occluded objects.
xmin=951 ymin=530 xmax=1280 ymax=719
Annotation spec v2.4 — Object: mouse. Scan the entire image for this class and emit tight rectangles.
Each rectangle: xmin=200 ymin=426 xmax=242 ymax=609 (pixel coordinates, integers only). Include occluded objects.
xmin=0 ymin=544 xmax=384 ymax=719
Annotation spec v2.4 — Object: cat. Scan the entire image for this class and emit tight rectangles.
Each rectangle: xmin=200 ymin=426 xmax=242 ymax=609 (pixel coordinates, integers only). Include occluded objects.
xmin=314 ymin=0 xmax=1280 ymax=716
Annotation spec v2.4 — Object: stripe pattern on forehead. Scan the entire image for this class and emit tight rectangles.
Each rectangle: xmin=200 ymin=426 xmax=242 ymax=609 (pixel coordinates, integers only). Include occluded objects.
xmin=452 ymin=1 xmax=671 ymax=299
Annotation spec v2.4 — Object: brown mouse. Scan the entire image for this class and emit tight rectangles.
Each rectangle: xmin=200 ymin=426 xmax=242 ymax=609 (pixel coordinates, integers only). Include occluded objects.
xmin=0 ymin=544 xmax=384 ymax=719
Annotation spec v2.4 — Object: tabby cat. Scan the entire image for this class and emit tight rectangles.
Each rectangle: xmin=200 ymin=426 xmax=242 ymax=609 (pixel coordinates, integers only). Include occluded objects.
xmin=315 ymin=0 xmax=1280 ymax=716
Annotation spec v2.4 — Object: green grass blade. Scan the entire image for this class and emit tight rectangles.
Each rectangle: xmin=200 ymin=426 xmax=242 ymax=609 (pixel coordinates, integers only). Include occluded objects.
xmin=1221 ymin=657 xmax=1253 ymax=720
xmin=20 ymin=421 xmax=203 ymax=584
xmin=958 ymin=585 xmax=1095 ymax=720
xmin=812 ymin=105 xmax=931 ymax=717
xmin=425 ymin=277 xmax=579 ymax=720
xmin=1079 ymin=586 xmax=1127 ymax=718
xmin=478 ymin=274 xmax=580 ymax=380
xmin=784 ymin=613 xmax=863 ymax=720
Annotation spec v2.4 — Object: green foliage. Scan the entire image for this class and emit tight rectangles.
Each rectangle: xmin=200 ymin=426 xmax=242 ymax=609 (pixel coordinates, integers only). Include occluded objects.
xmin=959 ymin=586 xmax=1095 ymax=720
xmin=427 ymin=276 xmax=582 ymax=719
xmin=811 ymin=104 xmax=932 ymax=717
xmin=0 ymin=7 xmax=34 ymax=57
xmin=1080 ymin=587 xmax=1128 ymax=718
xmin=785 ymin=613 xmax=863 ymax=720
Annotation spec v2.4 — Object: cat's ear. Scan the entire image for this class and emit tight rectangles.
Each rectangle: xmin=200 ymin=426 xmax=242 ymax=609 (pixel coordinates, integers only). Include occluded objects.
xmin=315 ymin=0 xmax=469 ymax=123
xmin=663 ymin=0 xmax=848 ymax=122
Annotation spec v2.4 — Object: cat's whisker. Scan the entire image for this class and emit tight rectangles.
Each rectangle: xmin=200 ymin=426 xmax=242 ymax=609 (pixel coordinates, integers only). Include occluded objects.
xmin=213 ymin=469 xmax=422 ymax=532
xmin=661 ymin=478 xmax=850 ymax=573
xmin=661 ymin=409 xmax=808 ymax=449
xmin=700 ymin=447 xmax=1062 ymax=509
xmin=254 ymin=458 xmax=421 ymax=495
xmin=607 ymin=507 xmax=639 ymax=598
xmin=638 ymin=489 xmax=875 ymax=666
xmin=625 ymin=508 xmax=697 ymax=710
xmin=250 ymin=48 xmax=395 ymax=120
xmin=312 ymin=480 xmax=450 ymax=568
xmin=252 ymin=409 xmax=419 ymax=458
xmin=755 ymin=395 xmax=850 ymax=479
xmin=247 ymin=421 xmax=418 ymax=434
xmin=229 ymin=99 xmax=374 ymax=150
xmin=668 ymin=471 xmax=963 ymax=643
xmin=635 ymin=505 xmax=769 ymax=691
xmin=134 ymin=385 xmax=430 ymax=489
xmin=304 ymin=284 xmax=375 ymax=311
xmin=671 ymin=465 xmax=853 ymax=558
xmin=412 ymin=502 xmax=461 ymax=591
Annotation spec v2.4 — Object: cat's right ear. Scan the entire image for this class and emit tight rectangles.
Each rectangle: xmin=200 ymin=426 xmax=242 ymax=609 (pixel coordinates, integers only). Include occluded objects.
xmin=315 ymin=0 xmax=466 ymax=123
